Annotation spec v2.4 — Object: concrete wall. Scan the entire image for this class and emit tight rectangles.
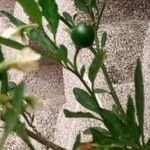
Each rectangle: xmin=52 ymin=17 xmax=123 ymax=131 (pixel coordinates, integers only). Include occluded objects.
xmin=54 ymin=0 xmax=150 ymax=149
xmin=0 ymin=1 xmax=66 ymax=149
xmin=0 ymin=0 xmax=150 ymax=149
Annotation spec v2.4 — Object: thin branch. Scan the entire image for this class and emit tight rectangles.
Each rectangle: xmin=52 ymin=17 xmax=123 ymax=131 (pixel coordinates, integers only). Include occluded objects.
xmin=26 ymin=129 xmax=67 ymax=150
xmin=96 ymin=0 xmax=107 ymax=30
xmin=89 ymin=47 xmax=126 ymax=119
xmin=22 ymin=113 xmax=39 ymax=134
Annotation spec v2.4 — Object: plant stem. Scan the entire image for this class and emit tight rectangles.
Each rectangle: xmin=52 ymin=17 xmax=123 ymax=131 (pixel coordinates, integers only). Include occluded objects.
xmin=102 ymin=64 xmax=126 ymax=118
xmin=89 ymin=48 xmax=126 ymax=119
xmin=89 ymin=0 xmax=126 ymax=118
xmin=67 ymin=66 xmax=92 ymax=95
xmin=96 ymin=0 xmax=107 ymax=30
xmin=27 ymin=129 xmax=67 ymax=150
xmin=73 ymin=47 xmax=80 ymax=72
xmin=23 ymin=113 xmax=39 ymax=134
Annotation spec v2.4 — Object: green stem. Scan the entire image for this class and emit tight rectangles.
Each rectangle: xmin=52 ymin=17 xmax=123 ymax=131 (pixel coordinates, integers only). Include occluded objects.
xmin=67 ymin=66 xmax=92 ymax=95
xmin=89 ymin=48 xmax=126 ymax=119
xmin=89 ymin=0 xmax=126 ymax=119
xmin=102 ymin=64 xmax=126 ymax=118
xmin=96 ymin=0 xmax=107 ymax=30
xmin=72 ymin=47 xmax=97 ymax=100
xmin=0 ymin=46 xmax=8 ymax=94
xmin=73 ymin=47 xmax=80 ymax=71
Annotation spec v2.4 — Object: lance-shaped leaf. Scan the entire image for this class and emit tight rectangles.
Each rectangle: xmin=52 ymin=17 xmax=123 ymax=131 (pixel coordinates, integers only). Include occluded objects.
xmin=98 ymin=108 xmax=129 ymax=139
xmin=94 ymin=88 xmax=110 ymax=94
xmin=0 ymin=10 xmax=25 ymax=26
xmin=64 ymin=109 xmax=100 ymax=120
xmin=73 ymin=88 xmax=100 ymax=114
xmin=101 ymin=32 xmax=107 ymax=49
xmin=74 ymin=0 xmax=91 ymax=15
xmin=73 ymin=133 xmax=81 ymax=150
xmin=0 ymin=46 xmax=8 ymax=94
xmin=39 ymin=0 xmax=59 ymax=40
xmin=62 ymin=12 xmax=74 ymax=26
xmin=55 ymin=45 xmax=68 ymax=63
xmin=134 ymin=58 xmax=144 ymax=137
xmin=84 ymin=127 xmax=114 ymax=145
xmin=0 ymin=82 xmax=24 ymax=148
xmin=1 ymin=11 xmax=58 ymax=53
xmin=16 ymin=0 xmax=42 ymax=25
xmin=126 ymin=96 xmax=140 ymax=143
xmin=0 ymin=36 xmax=26 ymax=50
xmin=88 ymin=51 xmax=105 ymax=84
xmin=87 ymin=0 xmax=97 ymax=9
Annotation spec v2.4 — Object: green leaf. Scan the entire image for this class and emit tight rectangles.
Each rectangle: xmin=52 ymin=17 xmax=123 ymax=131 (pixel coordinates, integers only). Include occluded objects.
xmin=144 ymin=145 xmax=150 ymax=150
xmin=74 ymin=0 xmax=91 ymax=15
xmin=84 ymin=127 xmax=110 ymax=136
xmin=62 ymin=12 xmax=74 ymax=25
xmin=8 ymin=81 xmax=17 ymax=91
xmin=7 ymin=81 xmax=17 ymax=97
xmin=101 ymin=32 xmax=107 ymax=49
xmin=0 ymin=46 xmax=8 ymax=94
xmin=99 ymin=109 xmax=129 ymax=139
xmin=112 ymin=104 xmax=122 ymax=120
xmin=147 ymin=138 xmax=150 ymax=145
xmin=0 ymin=82 xmax=24 ymax=148
xmin=73 ymin=133 xmax=81 ymax=150
xmin=15 ymin=121 xmax=35 ymax=150
xmin=0 ymin=11 xmax=58 ymax=54
xmin=73 ymin=88 xmax=100 ymax=114
xmin=126 ymin=96 xmax=140 ymax=142
xmin=0 ymin=10 xmax=25 ymax=26
xmin=12 ymin=81 xmax=24 ymax=113
xmin=85 ymin=127 xmax=114 ymax=145
xmin=5 ymin=81 xmax=24 ymax=132
xmin=87 ymin=0 xmax=97 ymax=9
xmin=55 ymin=45 xmax=68 ymax=63
xmin=94 ymin=88 xmax=110 ymax=94
xmin=88 ymin=51 xmax=105 ymax=84
xmin=16 ymin=0 xmax=42 ymax=25
xmin=0 ymin=36 xmax=26 ymax=50
xmin=39 ymin=0 xmax=59 ymax=40
xmin=80 ymin=65 xmax=86 ymax=78
xmin=28 ymin=30 xmax=58 ymax=53
xmin=134 ymin=58 xmax=144 ymax=136
xmin=64 ymin=109 xmax=99 ymax=119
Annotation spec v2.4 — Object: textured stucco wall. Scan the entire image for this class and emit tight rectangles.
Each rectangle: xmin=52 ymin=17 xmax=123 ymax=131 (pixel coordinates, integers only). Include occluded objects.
xmin=0 ymin=1 xmax=66 ymax=149
xmin=54 ymin=0 xmax=150 ymax=149
xmin=0 ymin=0 xmax=150 ymax=150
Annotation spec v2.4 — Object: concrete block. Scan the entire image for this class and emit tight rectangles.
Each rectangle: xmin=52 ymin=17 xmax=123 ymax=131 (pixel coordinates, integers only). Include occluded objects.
xmin=24 ymin=62 xmax=66 ymax=149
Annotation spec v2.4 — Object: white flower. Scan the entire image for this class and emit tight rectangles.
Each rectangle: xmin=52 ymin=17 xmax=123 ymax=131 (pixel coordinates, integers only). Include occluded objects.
xmin=0 ymin=47 xmax=41 ymax=73
xmin=24 ymin=94 xmax=42 ymax=114
xmin=14 ymin=47 xmax=41 ymax=72
xmin=2 ymin=27 xmax=27 ymax=44
xmin=2 ymin=24 xmax=38 ymax=45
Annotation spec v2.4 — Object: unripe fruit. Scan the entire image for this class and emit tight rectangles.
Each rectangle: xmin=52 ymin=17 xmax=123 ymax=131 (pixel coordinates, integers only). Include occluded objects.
xmin=71 ymin=22 xmax=95 ymax=48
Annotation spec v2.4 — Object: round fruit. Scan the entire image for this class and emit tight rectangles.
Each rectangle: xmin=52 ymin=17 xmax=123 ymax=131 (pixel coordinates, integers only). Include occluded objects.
xmin=71 ymin=22 xmax=95 ymax=48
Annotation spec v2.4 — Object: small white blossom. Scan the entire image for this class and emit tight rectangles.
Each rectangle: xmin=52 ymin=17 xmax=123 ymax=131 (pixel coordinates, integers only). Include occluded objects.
xmin=0 ymin=47 xmax=41 ymax=72
xmin=25 ymin=94 xmax=42 ymax=114
xmin=2 ymin=27 xmax=28 ymax=44
xmin=2 ymin=24 xmax=38 ymax=45
xmin=14 ymin=47 xmax=41 ymax=72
